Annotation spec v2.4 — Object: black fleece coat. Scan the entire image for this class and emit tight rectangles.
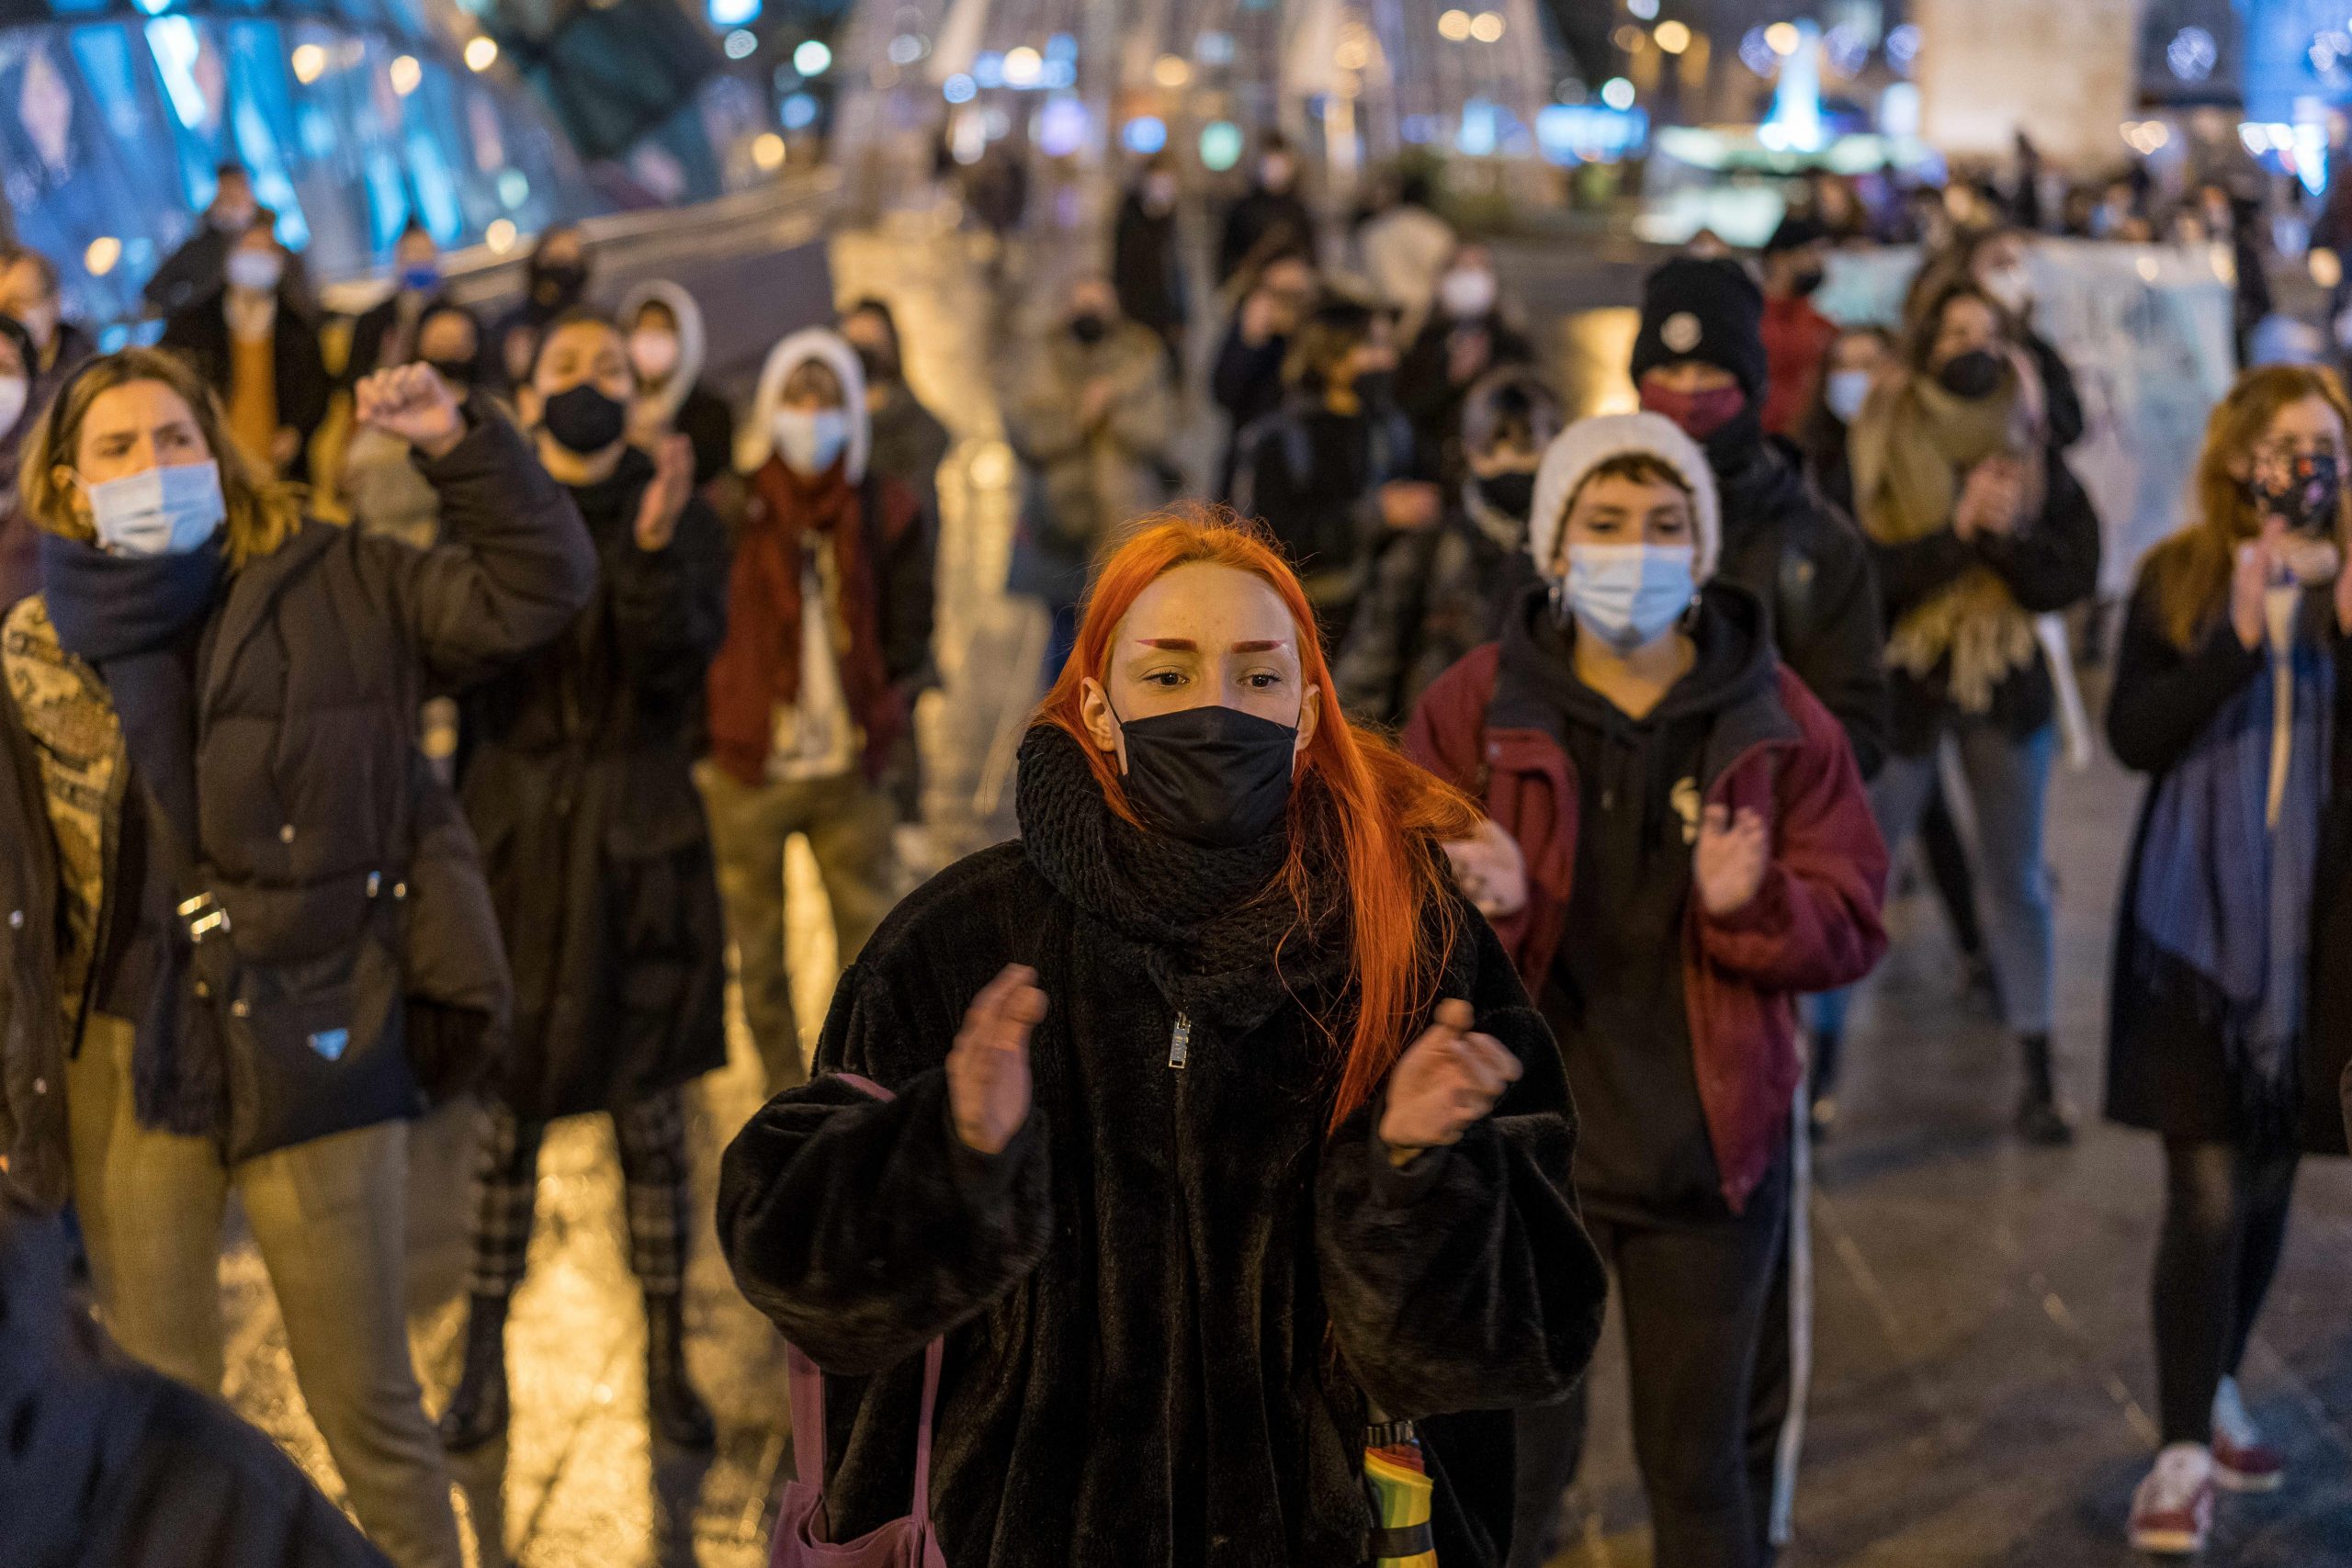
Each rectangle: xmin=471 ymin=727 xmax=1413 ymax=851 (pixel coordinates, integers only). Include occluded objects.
xmin=0 ymin=404 xmax=594 ymax=1207
xmin=2104 ymin=572 xmax=2352 ymax=1156
xmin=459 ymin=446 xmax=730 ymax=1122
xmin=1712 ymin=436 xmax=1889 ymax=776
xmin=718 ymin=729 xmax=1606 ymax=1568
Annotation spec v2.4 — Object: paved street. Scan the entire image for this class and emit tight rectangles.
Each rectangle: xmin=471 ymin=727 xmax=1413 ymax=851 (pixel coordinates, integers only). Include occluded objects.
xmin=209 ymin=215 xmax=2352 ymax=1567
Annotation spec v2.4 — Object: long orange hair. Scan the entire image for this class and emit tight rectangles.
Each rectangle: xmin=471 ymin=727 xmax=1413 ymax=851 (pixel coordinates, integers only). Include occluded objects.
xmin=1036 ymin=508 xmax=1483 ymax=1134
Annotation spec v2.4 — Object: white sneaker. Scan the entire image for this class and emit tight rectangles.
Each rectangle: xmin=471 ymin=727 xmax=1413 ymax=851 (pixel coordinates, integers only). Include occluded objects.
xmin=2129 ymin=1443 xmax=2216 ymax=1556
xmin=2211 ymin=1376 xmax=2285 ymax=1493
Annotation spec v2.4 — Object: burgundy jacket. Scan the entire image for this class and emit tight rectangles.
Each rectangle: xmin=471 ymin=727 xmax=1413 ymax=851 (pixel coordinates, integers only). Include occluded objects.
xmin=1405 ymin=642 xmax=1888 ymax=1211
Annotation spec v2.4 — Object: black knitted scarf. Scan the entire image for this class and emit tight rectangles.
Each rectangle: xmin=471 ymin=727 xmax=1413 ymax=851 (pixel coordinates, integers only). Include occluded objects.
xmin=1014 ymin=725 xmax=1351 ymax=1037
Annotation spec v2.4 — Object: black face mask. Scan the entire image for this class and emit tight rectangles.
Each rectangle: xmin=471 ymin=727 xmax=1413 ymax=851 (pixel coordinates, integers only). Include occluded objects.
xmin=540 ymin=383 xmax=627 ymax=455
xmin=2251 ymin=451 xmax=2343 ymax=535
xmin=1476 ymin=470 xmax=1538 ymax=519
xmin=1356 ymin=369 xmax=1397 ymax=408
xmin=1113 ymin=703 xmax=1298 ymax=848
xmin=854 ymin=344 xmax=899 ymax=388
xmin=1936 ymin=349 xmax=2006 ymax=400
xmin=530 ymin=260 xmax=586 ymax=309
xmin=1070 ymin=313 xmax=1109 ymax=346
xmin=1792 ymin=266 xmax=1826 ymax=298
xmin=422 ymin=356 xmax=475 ymax=389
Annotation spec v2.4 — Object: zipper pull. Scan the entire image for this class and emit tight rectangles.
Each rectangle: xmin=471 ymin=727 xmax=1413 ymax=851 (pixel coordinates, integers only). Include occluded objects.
xmin=1168 ymin=1012 xmax=1192 ymax=1070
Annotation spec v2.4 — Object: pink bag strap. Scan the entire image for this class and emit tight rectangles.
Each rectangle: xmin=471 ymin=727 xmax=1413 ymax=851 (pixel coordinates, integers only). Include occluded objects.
xmin=785 ymin=1069 xmax=945 ymax=1530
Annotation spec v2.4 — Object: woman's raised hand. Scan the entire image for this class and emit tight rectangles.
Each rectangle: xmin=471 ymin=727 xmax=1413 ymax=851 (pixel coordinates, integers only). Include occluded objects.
xmin=947 ymin=964 xmax=1046 ymax=1155
xmin=356 ymin=364 xmax=465 ymax=460
xmin=1378 ymin=998 xmax=1521 ymax=1153
xmin=1442 ymin=818 xmax=1529 ymax=920
xmin=2233 ymin=521 xmax=2284 ymax=650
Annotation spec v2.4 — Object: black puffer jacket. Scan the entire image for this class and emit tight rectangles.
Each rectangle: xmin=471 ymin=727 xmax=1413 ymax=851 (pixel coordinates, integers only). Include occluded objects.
xmin=718 ymin=728 xmax=1605 ymax=1568
xmin=1712 ymin=438 xmax=1890 ymax=777
xmin=0 ymin=1195 xmax=390 ymax=1566
xmin=460 ymin=446 xmax=730 ymax=1122
xmin=0 ymin=406 xmax=594 ymax=1208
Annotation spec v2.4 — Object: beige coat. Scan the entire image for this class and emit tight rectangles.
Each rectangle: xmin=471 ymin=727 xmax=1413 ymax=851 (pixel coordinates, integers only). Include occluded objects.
xmin=1011 ymin=321 xmax=1176 ymax=574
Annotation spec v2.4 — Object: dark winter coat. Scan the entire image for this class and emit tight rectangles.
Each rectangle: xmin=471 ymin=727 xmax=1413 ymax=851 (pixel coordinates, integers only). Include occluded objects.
xmin=160 ymin=290 xmax=333 ymax=482
xmin=1334 ymin=491 xmax=1536 ymax=726
xmin=0 ymin=405 xmax=593 ymax=1209
xmin=343 ymin=290 xmax=442 ymax=388
xmin=1396 ymin=313 xmax=1535 ymax=482
xmin=1712 ymin=438 xmax=1891 ymax=776
xmin=1113 ymin=191 xmax=1189 ymax=336
xmin=1216 ymin=186 xmax=1316 ymax=285
xmin=1211 ymin=321 xmax=1289 ymax=500
xmin=459 ymin=446 xmax=729 ymax=1122
xmin=1868 ymin=443 xmax=2102 ymax=756
xmin=1231 ymin=394 xmax=1416 ymax=612
xmin=1405 ymin=584 xmax=1889 ymax=1212
xmin=0 ymin=1196 xmax=391 ymax=1567
xmin=868 ymin=381 xmax=954 ymax=536
xmin=2103 ymin=571 xmax=2352 ymax=1156
xmin=718 ymin=727 xmax=1607 ymax=1568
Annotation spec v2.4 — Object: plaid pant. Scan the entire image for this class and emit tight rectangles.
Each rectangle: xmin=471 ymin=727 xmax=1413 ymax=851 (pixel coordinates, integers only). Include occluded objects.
xmin=467 ymin=1089 xmax=692 ymax=1299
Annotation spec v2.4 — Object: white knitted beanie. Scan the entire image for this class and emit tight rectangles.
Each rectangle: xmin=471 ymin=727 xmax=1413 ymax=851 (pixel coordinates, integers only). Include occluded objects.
xmin=1525 ymin=412 xmax=1720 ymax=582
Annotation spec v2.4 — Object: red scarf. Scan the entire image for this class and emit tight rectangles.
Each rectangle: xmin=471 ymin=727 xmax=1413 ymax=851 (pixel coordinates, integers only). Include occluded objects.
xmin=707 ymin=457 xmax=899 ymax=784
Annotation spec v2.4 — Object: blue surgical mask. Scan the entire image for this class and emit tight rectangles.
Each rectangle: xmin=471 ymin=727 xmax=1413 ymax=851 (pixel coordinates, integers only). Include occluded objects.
xmin=772 ymin=408 xmax=851 ymax=477
xmin=84 ymin=461 xmax=228 ymax=558
xmin=399 ymin=264 xmax=440 ymax=293
xmin=1825 ymin=368 xmax=1872 ymax=424
xmin=1560 ymin=542 xmax=1696 ymax=651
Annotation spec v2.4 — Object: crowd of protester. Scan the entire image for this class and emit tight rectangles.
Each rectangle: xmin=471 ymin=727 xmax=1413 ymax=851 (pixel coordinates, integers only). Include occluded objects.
xmin=0 ymin=141 xmax=2347 ymax=1568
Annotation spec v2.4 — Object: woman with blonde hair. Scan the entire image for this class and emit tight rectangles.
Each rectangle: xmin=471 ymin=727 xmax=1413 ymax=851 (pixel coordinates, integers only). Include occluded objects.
xmin=0 ymin=347 xmax=592 ymax=1568
xmin=1843 ymin=277 xmax=2101 ymax=1143
xmin=2107 ymin=363 xmax=2352 ymax=1555
xmin=719 ymin=510 xmax=1604 ymax=1565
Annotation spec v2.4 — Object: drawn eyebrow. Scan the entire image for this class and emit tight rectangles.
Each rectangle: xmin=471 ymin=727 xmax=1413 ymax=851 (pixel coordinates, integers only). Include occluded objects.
xmin=1136 ymin=638 xmax=1197 ymax=650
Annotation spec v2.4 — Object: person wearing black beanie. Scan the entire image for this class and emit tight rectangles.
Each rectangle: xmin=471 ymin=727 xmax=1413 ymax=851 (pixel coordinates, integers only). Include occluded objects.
xmin=1632 ymin=254 xmax=1887 ymax=778
xmin=1631 ymin=252 xmax=1892 ymax=1568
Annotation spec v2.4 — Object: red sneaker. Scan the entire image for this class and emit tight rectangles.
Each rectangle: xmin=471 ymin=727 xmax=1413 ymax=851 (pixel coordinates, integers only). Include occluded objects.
xmin=2211 ymin=1377 xmax=2285 ymax=1493
xmin=2129 ymin=1444 xmax=2215 ymax=1557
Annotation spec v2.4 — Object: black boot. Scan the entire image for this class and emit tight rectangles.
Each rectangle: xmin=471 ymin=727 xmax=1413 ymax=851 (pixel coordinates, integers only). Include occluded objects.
xmin=646 ymin=1292 xmax=715 ymax=1449
xmin=2016 ymin=1032 xmax=2075 ymax=1146
xmin=438 ymin=1293 xmax=511 ymax=1452
xmin=1808 ymin=1029 xmax=1844 ymax=1141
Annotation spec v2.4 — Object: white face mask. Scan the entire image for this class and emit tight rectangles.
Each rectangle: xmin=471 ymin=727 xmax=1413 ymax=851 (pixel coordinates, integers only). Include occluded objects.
xmin=772 ymin=407 xmax=850 ymax=477
xmin=1440 ymin=267 xmax=1498 ymax=320
xmin=0 ymin=373 xmax=27 ymax=436
xmin=226 ymin=249 xmax=283 ymax=294
xmin=1980 ymin=264 xmax=2031 ymax=315
xmin=83 ymin=461 xmax=227 ymax=557
xmin=1825 ymin=367 xmax=1873 ymax=424
xmin=629 ymin=329 xmax=681 ymax=381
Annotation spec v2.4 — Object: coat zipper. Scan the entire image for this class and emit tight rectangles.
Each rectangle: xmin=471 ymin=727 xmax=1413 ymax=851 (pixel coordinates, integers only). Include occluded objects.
xmin=1167 ymin=1011 xmax=1192 ymax=1069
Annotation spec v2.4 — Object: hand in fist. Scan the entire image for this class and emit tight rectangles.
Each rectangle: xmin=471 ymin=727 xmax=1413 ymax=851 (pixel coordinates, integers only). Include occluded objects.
xmin=634 ymin=433 xmax=695 ymax=552
xmin=1695 ymin=804 xmax=1770 ymax=917
xmin=1378 ymin=999 xmax=1521 ymax=1153
xmin=946 ymin=964 xmax=1045 ymax=1155
xmin=356 ymin=364 xmax=465 ymax=460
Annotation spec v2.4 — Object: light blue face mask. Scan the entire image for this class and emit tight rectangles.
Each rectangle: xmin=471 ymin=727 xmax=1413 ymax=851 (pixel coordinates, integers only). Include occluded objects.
xmin=1560 ymin=542 xmax=1697 ymax=651
xmin=1825 ymin=367 xmax=1873 ymax=424
xmin=84 ymin=460 xmax=227 ymax=558
xmin=772 ymin=408 xmax=851 ymax=477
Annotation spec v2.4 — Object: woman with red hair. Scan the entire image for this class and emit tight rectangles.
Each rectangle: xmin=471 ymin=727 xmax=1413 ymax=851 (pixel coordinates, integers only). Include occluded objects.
xmin=719 ymin=511 xmax=1605 ymax=1565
